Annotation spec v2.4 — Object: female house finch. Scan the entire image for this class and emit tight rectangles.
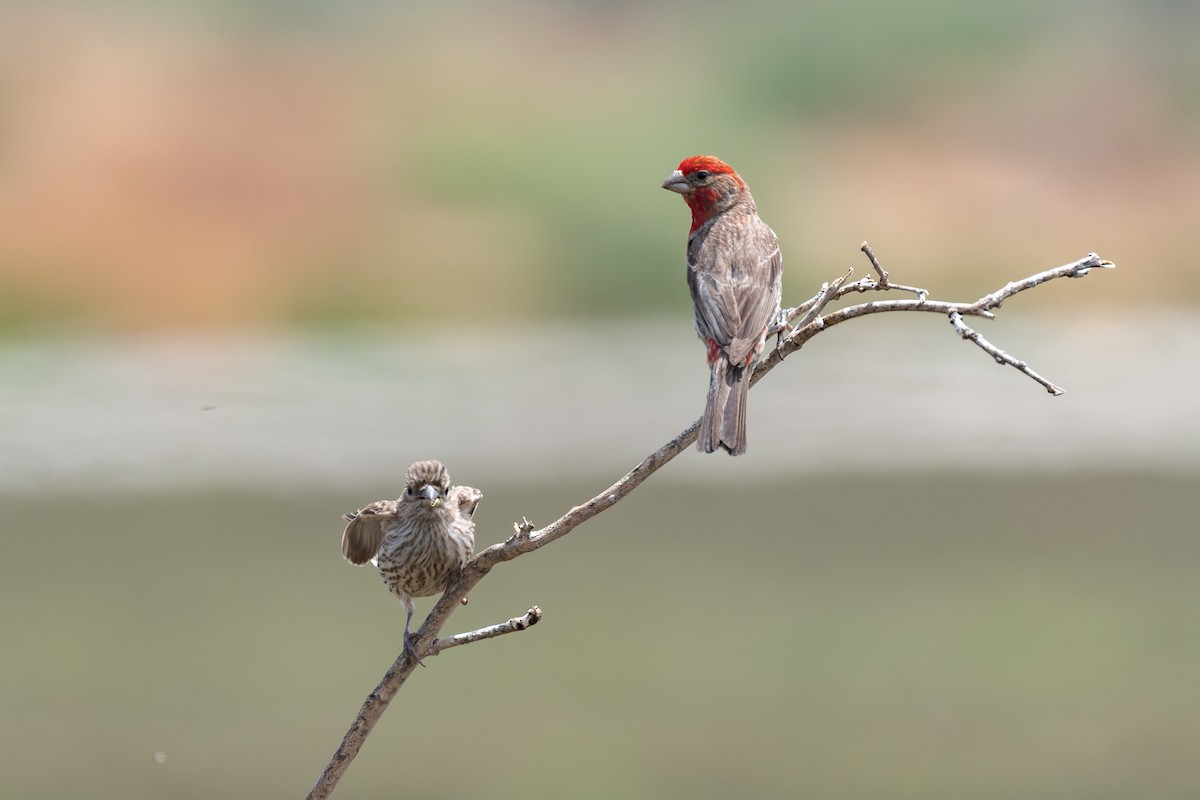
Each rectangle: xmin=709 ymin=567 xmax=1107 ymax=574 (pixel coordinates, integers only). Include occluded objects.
xmin=662 ymin=155 xmax=783 ymax=456
xmin=341 ymin=460 xmax=479 ymax=661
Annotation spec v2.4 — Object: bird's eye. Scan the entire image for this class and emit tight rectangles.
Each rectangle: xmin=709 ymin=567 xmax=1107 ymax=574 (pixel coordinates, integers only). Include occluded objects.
xmin=695 ymin=170 xmax=710 ymax=180
xmin=405 ymin=486 xmax=414 ymax=496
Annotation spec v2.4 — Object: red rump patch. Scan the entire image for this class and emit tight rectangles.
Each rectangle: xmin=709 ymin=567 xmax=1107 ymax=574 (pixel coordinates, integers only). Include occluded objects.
xmin=706 ymin=337 xmax=720 ymax=365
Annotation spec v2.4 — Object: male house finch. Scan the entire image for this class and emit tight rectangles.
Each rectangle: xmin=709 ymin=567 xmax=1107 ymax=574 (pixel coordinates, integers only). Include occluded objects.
xmin=341 ymin=460 xmax=479 ymax=661
xmin=662 ymin=155 xmax=783 ymax=455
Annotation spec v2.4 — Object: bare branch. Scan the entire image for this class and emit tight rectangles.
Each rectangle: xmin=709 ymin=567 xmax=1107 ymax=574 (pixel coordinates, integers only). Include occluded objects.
xmin=786 ymin=269 xmax=853 ymax=333
xmin=844 ymin=274 xmax=930 ymax=301
xmin=784 ymin=268 xmax=853 ymax=326
xmin=307 ymin=648 xmax=423 ymax=800
xmin=430 ymin=606 xmax=543 ymax=655
xmin=948 ymin=311 xmax=1065 ymax=395
xmin=849 ymin=242 xmax=929 ymax=299
xmin=758 ymin=252 xmax=1112 ymax=391
xmin=966 ymin=253 xmax=1114 ymax=313
xmin=861 ymin=240 xmax=889 ymax=283
xmin=308 ymin=247 xmax=1115 ymax=799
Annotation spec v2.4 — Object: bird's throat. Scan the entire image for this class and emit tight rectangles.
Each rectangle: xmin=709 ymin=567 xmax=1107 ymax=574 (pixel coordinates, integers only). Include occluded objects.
xmin=685 ymin=190 xmax=719 ymax=233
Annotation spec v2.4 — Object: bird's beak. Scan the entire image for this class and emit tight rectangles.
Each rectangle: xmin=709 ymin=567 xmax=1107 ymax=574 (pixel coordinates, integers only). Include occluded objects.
xmin=420 ymin=484 xmax=443 ymax=508
xmin=662 ymin=169 xmax=691 ymax=194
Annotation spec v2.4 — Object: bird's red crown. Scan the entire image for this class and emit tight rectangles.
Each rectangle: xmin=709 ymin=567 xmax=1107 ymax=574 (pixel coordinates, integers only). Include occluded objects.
xmin=677 ymin=155 xmax=744 ymax=187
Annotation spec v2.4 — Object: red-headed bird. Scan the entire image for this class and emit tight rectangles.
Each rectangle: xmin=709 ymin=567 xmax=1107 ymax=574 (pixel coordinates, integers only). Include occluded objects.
xmin=662 ymin=155 xmax=783 ymax=455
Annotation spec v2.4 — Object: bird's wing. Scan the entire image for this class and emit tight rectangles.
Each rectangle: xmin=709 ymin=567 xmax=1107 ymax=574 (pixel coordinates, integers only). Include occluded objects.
xmin=687 ymin=222 xmax=741 ymax=349
xmin=688 ymin=264 xmax=737 ymax=349
xmin=687 ymin=212 xmax=782 ymax=357
xmin=340 ymin=499 xmax=399 ymax=565
xmin=735 ymin=221 xmax=783 ymax=343
xmin=450 ymin=485 xmax=483 ymax=520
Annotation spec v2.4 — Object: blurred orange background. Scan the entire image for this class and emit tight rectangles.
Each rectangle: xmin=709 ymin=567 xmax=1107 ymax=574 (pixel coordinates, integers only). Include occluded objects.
xmin=1 ymin=1 xmax=1194 ymax=333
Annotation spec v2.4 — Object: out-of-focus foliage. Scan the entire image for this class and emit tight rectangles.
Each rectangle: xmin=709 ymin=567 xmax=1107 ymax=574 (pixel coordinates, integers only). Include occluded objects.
xmin=0 ymin=0 xmax=1195 ymax=332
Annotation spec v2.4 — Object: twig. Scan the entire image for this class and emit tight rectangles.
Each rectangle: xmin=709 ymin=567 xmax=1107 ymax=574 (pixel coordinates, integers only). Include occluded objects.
xmin=759 ymin=252 xmax=1112 ymax=391
xmin=307 ymin=247 xmax=1114 ymax=799
xmin=948 ymin=311 xmax=1065 ymax=395
xmin=784 ymin=268 xmax=852 ymax=325
xmin=966 ymin=252 xmax=1114 ymax=313
xmin=852 ymin=241 xmax=927 ymax=299
xmin=429 ymin=606 xmax=543 ymax=655
xmin=789 ymin=269 xmax=853 ymax=332
xmin=861 ymin=241 xmax=888 ymax=282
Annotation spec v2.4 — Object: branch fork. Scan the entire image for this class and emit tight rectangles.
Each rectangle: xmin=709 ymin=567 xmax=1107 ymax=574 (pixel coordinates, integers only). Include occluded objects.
xmin=766 ymin=246 xmax=1113 ymax=395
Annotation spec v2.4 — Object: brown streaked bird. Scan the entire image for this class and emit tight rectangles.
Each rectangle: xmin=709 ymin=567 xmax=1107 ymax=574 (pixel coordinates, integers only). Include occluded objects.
xmin=662 ymin=155 xmax=783 ymax=456
xmin=341 ymin=460 xmax=479 ymax=663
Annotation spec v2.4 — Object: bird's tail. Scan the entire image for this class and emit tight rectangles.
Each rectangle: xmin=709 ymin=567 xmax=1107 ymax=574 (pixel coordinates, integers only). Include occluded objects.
xmin=698 ymin=359 xmax=749 ymax=456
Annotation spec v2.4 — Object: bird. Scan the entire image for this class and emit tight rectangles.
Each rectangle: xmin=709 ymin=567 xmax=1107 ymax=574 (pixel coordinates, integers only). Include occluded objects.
xmin=341 ymin=460 xmax=479 ymax=663
xmin=662 ymin=155 xmax=783 ymax=456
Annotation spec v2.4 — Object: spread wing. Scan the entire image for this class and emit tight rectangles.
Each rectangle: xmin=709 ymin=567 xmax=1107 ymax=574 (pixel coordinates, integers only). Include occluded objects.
xmin=687 ymin=209 xmax=782 ymax=364
xmin=340 ymin=499 xmax=399 ymax=565
xmin=449 ymin=485 xmax=483 ymax=520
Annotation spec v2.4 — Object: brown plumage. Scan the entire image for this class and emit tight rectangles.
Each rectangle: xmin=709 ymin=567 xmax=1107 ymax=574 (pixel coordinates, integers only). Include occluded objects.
xmin=662 ymin=155 xmax=783 ymax=455
xmin=341 ymin=460 xmax=479 ymax=661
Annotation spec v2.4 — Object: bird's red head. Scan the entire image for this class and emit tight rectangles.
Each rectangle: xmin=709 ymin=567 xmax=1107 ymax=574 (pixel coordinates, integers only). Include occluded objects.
xmin=663 ymin=155 xmax=748 ymax=232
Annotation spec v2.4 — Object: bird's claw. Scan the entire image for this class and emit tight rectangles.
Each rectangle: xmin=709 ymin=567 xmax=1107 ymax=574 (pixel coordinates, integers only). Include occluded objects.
xmin=769 ymin=310 xmax=792 ymax=359
xmin=404 ymin=633 xmax=427 ymax=668
xmin=774 ymin=324 xmax=796 ymax=360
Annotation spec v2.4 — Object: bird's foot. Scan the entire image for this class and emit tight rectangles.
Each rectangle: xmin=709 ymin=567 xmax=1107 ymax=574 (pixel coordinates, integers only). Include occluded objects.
xmin=774 ymin=326 xmax=796 ymax=359
xmin=404 ymin=633 xmax=427 ymax=668
xmin=769 ymin=311 xmax=793 ymax=359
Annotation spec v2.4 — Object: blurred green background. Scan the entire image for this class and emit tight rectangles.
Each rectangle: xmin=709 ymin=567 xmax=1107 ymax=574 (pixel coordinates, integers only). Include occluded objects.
xmin=1 ymin=1 xmax=1198 ymax=798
